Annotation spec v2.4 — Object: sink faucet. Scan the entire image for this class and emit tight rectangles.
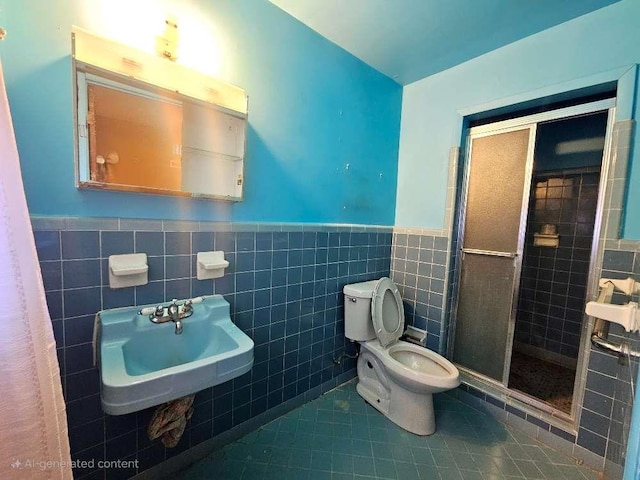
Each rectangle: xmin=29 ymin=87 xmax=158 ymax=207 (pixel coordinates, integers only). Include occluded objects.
xmin=141 ymin=297 xmax=203 ymax=335
xmin=167 ymin=300 xmax=183 ymax=335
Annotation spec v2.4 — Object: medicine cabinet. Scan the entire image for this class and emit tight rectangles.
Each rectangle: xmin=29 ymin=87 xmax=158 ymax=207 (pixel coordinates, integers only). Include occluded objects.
xmin=72 ymin=27 xmax=248 ymax=201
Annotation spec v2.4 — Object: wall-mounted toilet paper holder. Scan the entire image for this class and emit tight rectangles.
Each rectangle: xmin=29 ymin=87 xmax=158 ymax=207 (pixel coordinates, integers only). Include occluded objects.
xmin=586 ymin=277 xmax=640 ymax=364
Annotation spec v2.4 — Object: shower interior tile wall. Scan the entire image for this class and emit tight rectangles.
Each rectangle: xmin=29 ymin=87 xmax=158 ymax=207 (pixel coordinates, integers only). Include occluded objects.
xmin=516 ymin=171 xmax=600 ymax=362
xmin=33 ymin=221 xmax=392 ymax=479
xmin=390 ymin=232 xmax=449 ymax=352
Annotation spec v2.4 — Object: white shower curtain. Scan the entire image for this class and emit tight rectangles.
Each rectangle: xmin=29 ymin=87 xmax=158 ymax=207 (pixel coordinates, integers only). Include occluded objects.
xmin=0 ymin=61 xmax=72 ymax=478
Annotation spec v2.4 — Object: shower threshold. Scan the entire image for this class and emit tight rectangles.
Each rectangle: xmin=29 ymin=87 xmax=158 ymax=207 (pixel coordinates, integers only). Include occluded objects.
xmin=457 ymin=365 xmax=576 ymax=435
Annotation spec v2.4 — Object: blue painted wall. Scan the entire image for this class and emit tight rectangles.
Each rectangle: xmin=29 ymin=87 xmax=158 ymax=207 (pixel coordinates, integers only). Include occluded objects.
xmin=396 ymin=0 xmax=640 ymax=239
xmin=0 ymin=0 xmax=402 ymax=225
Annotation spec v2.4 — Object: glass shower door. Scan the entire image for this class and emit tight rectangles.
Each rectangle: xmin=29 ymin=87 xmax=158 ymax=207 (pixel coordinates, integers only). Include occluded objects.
xmin=453 ymin=126 xmax=535 ymax=383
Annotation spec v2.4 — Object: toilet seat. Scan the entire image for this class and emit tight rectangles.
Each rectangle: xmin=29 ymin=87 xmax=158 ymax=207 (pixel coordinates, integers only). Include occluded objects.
xmin=371 ymin=277 xmax=405 ymax=347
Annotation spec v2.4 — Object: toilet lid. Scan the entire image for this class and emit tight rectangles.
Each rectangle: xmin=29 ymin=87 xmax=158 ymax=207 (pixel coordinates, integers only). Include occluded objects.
xmin=371 ymin=277 xmax=405 ymax=348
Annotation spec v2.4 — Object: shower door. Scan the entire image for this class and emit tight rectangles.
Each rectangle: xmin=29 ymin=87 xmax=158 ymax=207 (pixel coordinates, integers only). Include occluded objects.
xmin=452 ymin=125 xmax=536 ymax=383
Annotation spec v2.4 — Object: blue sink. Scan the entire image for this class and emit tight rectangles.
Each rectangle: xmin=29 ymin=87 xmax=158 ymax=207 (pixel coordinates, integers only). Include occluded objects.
xmin=96 ymin=294 xmax=253 ymax=415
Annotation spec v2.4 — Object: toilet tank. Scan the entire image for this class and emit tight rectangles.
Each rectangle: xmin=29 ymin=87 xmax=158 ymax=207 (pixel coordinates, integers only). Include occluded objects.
xmin=343 ymin=280 xmax=378 ymax=341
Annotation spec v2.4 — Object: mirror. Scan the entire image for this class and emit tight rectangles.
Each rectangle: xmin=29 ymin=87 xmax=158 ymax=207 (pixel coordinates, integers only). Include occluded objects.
xmin=73 ymin=28 xmax=247 ymax=201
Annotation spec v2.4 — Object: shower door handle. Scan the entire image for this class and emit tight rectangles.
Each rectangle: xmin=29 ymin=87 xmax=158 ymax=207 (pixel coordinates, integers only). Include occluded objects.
xmin=461 ymin=248 xmax=518 ymax=258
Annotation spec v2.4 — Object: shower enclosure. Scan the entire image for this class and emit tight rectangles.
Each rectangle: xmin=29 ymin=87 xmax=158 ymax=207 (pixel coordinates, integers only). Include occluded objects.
xmin=451 ymin=98 xmax=614 ymax=420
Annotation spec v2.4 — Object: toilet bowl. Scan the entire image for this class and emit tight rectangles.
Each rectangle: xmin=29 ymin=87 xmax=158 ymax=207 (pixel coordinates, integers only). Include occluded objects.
xmin=344 ymin=277 xmax=460 ymax=435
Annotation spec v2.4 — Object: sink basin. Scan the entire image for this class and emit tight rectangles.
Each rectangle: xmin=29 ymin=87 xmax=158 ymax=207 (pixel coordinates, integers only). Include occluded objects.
xmin=96 ymin=294 xmax=253 ymax=415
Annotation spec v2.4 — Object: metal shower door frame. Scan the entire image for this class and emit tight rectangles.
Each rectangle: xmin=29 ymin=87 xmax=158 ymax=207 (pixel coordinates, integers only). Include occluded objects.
xmin=453 ymin=123 xmax=537 ymax=385
xmin=450 ymin=98 xmax=616 ymax=389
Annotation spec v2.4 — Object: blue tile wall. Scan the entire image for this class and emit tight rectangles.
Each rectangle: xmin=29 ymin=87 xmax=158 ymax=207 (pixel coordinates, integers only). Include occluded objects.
xmin=582 ymin=248 xmax=640 ymax=467
xmin=516 ymin=171 xmax=600 ymax=360
xmin=34 ymin=214 xmax=638 ymax=476
xmin=390 ymin=232 xmax=448 ymax=352
xmin=33 ymin=219 xmax=392 ymax=479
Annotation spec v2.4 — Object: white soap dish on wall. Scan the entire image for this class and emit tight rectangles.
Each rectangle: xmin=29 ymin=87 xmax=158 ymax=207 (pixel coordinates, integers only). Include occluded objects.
xmin=197 ymin=251 xmax=229 ymax=280
xmin=109 ymin=253 xmax=148 ymax=289
xmin=534 ymin=224 xmax=559 ymax=248
xmin=533 ymin=233 xmax=559 ymax=248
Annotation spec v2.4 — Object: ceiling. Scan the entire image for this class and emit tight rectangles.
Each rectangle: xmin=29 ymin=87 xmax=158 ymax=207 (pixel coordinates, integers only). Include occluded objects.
xmin=269 ymin=0 xmax=621 ymax=85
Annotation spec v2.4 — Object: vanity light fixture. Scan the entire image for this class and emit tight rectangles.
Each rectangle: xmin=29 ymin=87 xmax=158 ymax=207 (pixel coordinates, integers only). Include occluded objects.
xmin=72 ymin=26 xmax=247 ymax=114
xmin=156 ymin=16 xmax=179 ymax=61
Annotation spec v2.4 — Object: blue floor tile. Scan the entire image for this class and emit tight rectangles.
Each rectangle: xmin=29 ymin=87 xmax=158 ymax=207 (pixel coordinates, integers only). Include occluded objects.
xmin=174 ymin=380 xmax=600 ymax=479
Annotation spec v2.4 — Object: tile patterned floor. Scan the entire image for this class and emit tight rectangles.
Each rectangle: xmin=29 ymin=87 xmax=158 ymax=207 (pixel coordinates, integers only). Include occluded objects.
xmin=175 ymin=381 xmax=601 ymax=479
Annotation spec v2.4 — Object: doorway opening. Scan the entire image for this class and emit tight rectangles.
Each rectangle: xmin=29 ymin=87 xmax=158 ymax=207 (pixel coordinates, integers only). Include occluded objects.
xmin=451 ymin=99 xmax=613 ymax=421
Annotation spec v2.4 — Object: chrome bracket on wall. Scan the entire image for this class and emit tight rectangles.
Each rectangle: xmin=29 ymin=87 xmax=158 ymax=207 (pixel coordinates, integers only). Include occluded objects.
xmin=591 ymin=332 xmax=640 ymax=365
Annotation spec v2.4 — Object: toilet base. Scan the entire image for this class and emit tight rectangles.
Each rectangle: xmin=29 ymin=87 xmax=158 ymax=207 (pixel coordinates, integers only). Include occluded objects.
xmin=356 ymin=351 xmax=436 ymax=435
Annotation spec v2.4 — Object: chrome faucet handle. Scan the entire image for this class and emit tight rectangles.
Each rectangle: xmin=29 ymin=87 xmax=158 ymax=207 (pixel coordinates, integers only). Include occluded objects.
xmin=154 ymin=305 xmax=165 ymax=317
xmin=180 ymin=296 xmax=202 ymax=319
xmin=182 ymin=300 xmax=193 ymax=314
xmin=186 ymin=296 xmax=204 ymax=306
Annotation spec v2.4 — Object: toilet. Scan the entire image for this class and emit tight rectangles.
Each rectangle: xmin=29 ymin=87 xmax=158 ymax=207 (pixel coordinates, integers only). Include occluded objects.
xmin=343 ymin=277 xmax=460 ymax=435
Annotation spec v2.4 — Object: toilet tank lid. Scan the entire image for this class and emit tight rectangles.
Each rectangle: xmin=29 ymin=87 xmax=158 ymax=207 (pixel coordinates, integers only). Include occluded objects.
xmin=343 ymin=280 xmax=379 ymax=298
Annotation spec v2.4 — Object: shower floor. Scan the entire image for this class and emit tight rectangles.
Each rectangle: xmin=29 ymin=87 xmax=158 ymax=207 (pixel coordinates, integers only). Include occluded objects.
xmin=508 ymin=351 xmax=576 ymax=414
